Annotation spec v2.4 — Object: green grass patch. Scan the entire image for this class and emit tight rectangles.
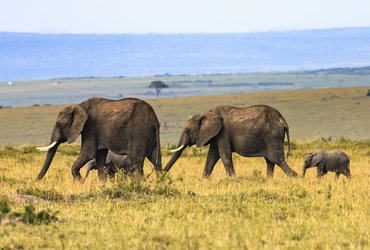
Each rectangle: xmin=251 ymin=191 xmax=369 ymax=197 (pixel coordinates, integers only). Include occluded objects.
xmin=101 ymin=174 xmax=181 ymax=199
xmin=0 ymin=197 xmax=58 ymax=226
xmin=17 ymin=188 xmax=65 ymax=202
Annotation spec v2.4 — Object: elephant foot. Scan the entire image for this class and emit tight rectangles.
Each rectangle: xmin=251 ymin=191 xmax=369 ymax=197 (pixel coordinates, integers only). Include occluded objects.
xmin=97 ymin=172 xmax=108 ymax=182
xmin=285 ymin=169 xmax=300 ymax=178
xmin=202 ymin=171 xmax=211 ymax=178
xmin=35 ymin=175 xmax=44 ymax=181
xmin=279 ymin=162 xmax=300 ymax=178
xmin=290 ymin=172 xmax=300 ymax=178
xmin=227 ymin=173 xmax=236 ymax=178
xmin=98 ymin=176 xmax=108 ymax=182
xmin=72 ymin=173 xmax=85 ymax=183
xmin=156 ymin=171 xmax=167 ymax=180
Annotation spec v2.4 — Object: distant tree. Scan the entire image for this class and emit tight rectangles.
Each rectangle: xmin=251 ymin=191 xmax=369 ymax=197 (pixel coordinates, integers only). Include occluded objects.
xmin=149 ymin=81 xmax=169 ymax=98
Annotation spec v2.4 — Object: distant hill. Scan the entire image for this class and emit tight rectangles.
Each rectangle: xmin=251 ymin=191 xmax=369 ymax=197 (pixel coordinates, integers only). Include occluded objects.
xmin=306 ymin=66 xmax=370 ymax=75
xmin=1 ymin=27 xmax=370 ymax=81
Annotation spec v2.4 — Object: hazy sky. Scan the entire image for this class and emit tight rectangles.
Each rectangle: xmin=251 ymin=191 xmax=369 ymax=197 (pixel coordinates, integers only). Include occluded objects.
xmin=1 ymin=0 xmax=370 ymax=33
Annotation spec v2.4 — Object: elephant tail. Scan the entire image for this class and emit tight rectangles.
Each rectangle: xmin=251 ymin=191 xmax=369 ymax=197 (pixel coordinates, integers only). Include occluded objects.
xmin=285 ymin=126 xmax=292 ymax=160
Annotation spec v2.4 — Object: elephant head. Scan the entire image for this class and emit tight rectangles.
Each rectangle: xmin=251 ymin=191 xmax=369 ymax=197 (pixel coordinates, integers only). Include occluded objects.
xmin=302 ymin=151 xmax=323 ymax=177
xmin=36 ymin=105 xmax=88 ymax=180
xmin=164 ymin=111 xmax=222 ymax=172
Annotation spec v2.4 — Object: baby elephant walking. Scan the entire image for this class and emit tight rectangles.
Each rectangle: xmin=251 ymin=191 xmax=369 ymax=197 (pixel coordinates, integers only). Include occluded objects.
xmin=85 ymin=151 xmax=132 ymax=179
xmin=303 ymin=150 xmax=351 ymax=178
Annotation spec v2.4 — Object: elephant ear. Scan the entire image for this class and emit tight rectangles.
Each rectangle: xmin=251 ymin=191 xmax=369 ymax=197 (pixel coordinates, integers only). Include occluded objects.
xmin=67 ymin=105 xmax=88 ymax=144
xmin=311 ymin=151 xmax=323 ymax=166
xmin=196 ymin=111 xmax=222 ymax=147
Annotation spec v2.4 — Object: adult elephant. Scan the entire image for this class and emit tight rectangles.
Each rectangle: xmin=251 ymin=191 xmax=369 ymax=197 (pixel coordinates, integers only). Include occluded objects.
xmin=36 ymin=97 xmax=162 ymax=181
xmin=164 ymin=105 xmax=299 ymax=178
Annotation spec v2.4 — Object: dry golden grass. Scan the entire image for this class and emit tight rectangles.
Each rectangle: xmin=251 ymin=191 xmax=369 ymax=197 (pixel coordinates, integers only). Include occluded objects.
xmin=0 ymin=138 xmax=369 ymax=249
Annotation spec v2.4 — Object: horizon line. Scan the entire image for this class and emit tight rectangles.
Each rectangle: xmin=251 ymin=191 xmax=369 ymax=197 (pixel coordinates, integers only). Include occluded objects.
xmin=2 ymin=65 xmax=370 ymax=83
xmin=1 ymin=26 xmax=370 ymax=36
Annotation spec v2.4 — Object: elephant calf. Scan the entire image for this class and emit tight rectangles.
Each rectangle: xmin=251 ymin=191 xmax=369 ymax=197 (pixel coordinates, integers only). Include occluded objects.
xmin=303 ymin=150 xmax=351 ymax=178
xmin=85 ymin=151 xmax=132 ymax=178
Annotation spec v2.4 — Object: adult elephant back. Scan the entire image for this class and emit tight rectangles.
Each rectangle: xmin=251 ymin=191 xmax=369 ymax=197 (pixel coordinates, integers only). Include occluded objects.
xmin=36 ymin=97 xmax=162 ymax=181
xmin=164 ymin=105 xmax=299 ymax=178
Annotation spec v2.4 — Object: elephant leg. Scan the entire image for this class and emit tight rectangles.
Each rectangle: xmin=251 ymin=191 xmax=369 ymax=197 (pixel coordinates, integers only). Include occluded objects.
xmin=148 ymin=151 xmax=162 ymax=172
xmin=219 ymin=148 xmax=235 ymax=177
xmin=203 ymin=143 xmax=220 ymax=177
xmin=123 ymin=157 xmax=134 ymax=174
xmin=118 ymin=155 xmax=134 ymax=175
xmin=265 ymin=157 xmax=275 ymax=178
xmin=316 ymin=166 xmax=325 ymax=178
xmin=343 ymin=168 xmax=351 ymax=179
xmin=132 ymin=156 xmax=145 ymax=176
xmin=106 ymin=162 xmax=117 ymax=179
xmin=95 ymin=149 xmax=108 ymax=181
xmin=71 ymin=152 xmax=96 ymax=181
xmin=276 ymin=159 xmax=299 ymax=177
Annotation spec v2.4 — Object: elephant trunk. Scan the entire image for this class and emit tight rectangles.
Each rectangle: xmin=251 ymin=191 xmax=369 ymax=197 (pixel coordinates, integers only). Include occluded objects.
xmin=36 ymin=141 xmax=61 ymax=180
xmin=164 ymin=147 xmax=186 ymax=172
xmin=302 ymin=163 xmax=308 ymax=177
xmin=164 ymin=133 xmax=188 ymax=172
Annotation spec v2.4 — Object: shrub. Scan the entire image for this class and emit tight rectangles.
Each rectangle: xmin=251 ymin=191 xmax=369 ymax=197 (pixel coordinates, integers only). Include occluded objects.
xmin=0 ymin=146 xmax=18 ymax=157
xmin=21 ymin=146 xmax=39 ymax=154
xmin=102 ymin=172 xmax=180 ymax=199
xmin=0 ymin=175 xmax=19 ymax=186
xmin=0 ymin=196 xmax=11 ymax=214
xmin=0 ymin=198 xmax=58 ymax=225
xmin=21 ymin=205 xmax=58 ymax=225
xmin=12 ymin=204 xmax=58 ymax=225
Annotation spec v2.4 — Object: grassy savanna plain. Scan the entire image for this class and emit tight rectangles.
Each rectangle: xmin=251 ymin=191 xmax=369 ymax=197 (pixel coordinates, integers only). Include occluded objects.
xmin=1 ymin=86 xmax=370 ymax=145
xmin=0 ymin=85 xmax=369 ymax=249
xmin=1 ymin=69 xmax=370 ymax=107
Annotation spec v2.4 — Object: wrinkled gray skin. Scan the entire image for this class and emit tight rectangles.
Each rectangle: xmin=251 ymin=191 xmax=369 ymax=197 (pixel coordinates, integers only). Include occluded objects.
xmin=164 ymin=105 xmax=299 ymax=178
xmin=85 ymin=151 xmax=132 ymax=178
xmin=36 ymin=97 xmax=162 ymax=181
xmin=303 ymin=150 xmax=351 ymax=178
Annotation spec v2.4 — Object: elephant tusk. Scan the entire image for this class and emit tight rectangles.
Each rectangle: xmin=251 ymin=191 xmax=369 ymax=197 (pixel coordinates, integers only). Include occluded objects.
xmin=170 ymin=144 xmax=186 ymax=153
xmin=36 ymin=141 xmax=58 ymax=152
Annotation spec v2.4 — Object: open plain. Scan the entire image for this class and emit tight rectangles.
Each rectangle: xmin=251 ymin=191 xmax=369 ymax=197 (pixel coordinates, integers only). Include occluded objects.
xmin=0 ymin=86 xmax=369 ymax=249
xmin=1 ymin=85 xmax=370 ymax=146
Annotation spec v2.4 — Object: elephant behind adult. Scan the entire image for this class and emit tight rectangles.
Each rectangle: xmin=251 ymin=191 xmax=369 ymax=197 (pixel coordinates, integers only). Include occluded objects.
xmin=164 ymin=105 xmax=299 ymax=178
xmin=85 ymin=151 xmax=132 ymax=179
xmin=36 ymin=97 xmax=162 ymax=181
